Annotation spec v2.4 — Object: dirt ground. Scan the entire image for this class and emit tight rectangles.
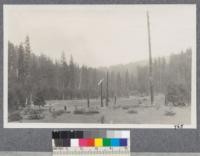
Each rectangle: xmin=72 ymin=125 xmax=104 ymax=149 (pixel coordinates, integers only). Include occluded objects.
xmin=14 ymin=94 xmax=191 ymax=124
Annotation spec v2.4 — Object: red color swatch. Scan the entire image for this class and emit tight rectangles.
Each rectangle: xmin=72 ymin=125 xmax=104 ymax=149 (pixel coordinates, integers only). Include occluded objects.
xmin=79 ymin=138 xmax=94 ymax=147
xmin=87 ymin=138 xmax=94 ymax=146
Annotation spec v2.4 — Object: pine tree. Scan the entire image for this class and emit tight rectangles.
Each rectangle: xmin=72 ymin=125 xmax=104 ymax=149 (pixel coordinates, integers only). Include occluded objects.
xmin=116 ymin=72 xmax=122 ymax=97
xmin=18 ymin=44 xmax=25 ymax=83
xmin=24 ymin=36 xmax=32 ymax=105
xmin=17 ymin=44 xmax=26 ymax=107
xmin=69 ymin=55 xmax=75 ymax=99
xmin=125 ymin=70 xmax=130 ymax=97
xmin=60 ymin=52 xmax=69 ymax=99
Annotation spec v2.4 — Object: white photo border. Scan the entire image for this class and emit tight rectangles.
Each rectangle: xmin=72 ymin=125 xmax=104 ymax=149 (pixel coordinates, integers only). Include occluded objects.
xmin=3 ymin=4 xmax=197 ymax=129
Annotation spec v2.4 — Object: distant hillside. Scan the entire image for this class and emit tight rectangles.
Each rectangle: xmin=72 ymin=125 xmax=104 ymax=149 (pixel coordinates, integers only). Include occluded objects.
xmin=98 ymin=55 xmax=171 ymax=74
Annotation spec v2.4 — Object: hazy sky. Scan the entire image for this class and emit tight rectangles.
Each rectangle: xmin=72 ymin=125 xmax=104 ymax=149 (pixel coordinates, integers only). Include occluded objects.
xmin=4 ymin=5 xmax=196 ymax=67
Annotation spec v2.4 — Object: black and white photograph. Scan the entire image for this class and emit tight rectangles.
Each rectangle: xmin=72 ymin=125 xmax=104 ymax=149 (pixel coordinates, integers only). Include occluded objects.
xmin=3 ymin=4 xmax=196 ymax=128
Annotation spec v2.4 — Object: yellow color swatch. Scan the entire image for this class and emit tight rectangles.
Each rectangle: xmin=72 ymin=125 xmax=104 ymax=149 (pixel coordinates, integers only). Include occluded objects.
xmin=94 ymin=138 xmax=103 ymax=147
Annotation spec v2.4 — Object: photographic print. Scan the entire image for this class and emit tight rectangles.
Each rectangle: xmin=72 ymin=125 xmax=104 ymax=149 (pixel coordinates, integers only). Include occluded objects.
xmin=3 ymin=5 xmax=196 ymax=128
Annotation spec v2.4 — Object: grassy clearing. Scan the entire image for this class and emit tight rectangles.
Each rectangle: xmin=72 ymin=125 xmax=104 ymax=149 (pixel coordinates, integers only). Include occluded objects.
xmin=10 ymin=94 xmax=191 ymax=124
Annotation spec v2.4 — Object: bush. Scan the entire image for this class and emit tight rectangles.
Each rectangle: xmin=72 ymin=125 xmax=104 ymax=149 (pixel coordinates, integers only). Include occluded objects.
xmin=122 ymin=106 xmax=130 ymax=110
xmin=165 ymin=110 xmax=176 ymax=116
xmin=123 ymin=105 xmax=139 ymax=110
xmin=27 ymin=109 xmax=45 ymax=120
xmin=8 ymin=87 xmax=26 ymax=112
xmin=73 ymin=108 xmax=86 ymax=114
xmin=23 ymin=107 xmax=44 ymax=115
xmin=85 ymin=111 xmax=99 ymax=115
xmin=127 ymin=109 xmax=138 ymax=114
xmin=113 ymin=105 xmax=121 ymax=110
xmin=33 ymin=90 xmax=46 ymax=107
xmin=74 ymin=107 xmax=99 ymax=115
xmin=8 ymin=112 xmax=22 ymax=122
xmin=165 ymin=84 xmax=189 ymax=106
xmin=100 ymin=115 xmax=105 ymax=123
xmin=52 ymin=110 xmax=65 ymax=118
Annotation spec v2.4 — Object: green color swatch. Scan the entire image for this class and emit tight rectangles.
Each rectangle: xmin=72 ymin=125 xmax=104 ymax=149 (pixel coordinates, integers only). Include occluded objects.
xmin=103 ymin=138 xmax=111 ymax=146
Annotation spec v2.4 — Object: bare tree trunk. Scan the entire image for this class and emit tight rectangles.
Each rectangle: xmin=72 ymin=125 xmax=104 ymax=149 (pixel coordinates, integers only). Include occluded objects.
xmin=25 ymin=97 xmax=28 ymax=106
xmin=147 ymin=11 xmax=154 ymax=105
xmin=62 ymin=93 xmax=65 ymax=100
xmin=87 ymin=92 xmax=90 ymax=108
xmin=106 ymin=71 xmax=109 ymax=107
xmin=101 ymin=83 xmax=103 ymax=107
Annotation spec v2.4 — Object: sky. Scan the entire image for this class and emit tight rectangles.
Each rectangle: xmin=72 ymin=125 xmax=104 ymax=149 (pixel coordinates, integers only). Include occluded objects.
xmin=4 ymin=5 xmax=196 ymax=67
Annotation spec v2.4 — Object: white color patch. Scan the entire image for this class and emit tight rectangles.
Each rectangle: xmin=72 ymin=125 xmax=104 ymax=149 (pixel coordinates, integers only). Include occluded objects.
xmin=70 ymin=139 xmax=79 ymax=147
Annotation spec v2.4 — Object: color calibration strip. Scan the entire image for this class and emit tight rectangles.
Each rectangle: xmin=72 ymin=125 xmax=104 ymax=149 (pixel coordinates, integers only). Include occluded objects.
xmin=52 ymin=130 xmax=130 ymax=156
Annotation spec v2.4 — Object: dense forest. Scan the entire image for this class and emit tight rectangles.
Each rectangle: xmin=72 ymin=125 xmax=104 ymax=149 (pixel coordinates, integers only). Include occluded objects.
xmin=8 ymin=36 xmax=192 ymax=112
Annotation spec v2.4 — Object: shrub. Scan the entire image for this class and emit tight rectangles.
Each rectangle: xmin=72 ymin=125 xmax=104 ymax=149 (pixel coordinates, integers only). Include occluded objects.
xmin=113 ymin=105 xmax=121 ymax=110
xmin=85 ymin=108 xmax=99 ymax=115
xmin=52 ymin=110 xmax=65 ymax=118
xmin=127 ymin=109 xmax=138 ymax=114
xmin=123 ymin=105 xmax=139 ymax=110
xmin=73 ymin=108 xmax=85 ymax=114
xmin=8 ymin=112 xmax=22 ymax=122
xmin=73 ymin=107 xmax=99 ymax=115
xmin=165 ymin=110 xmax=176 ymax=116
xmin=100 ymin=115 xmax=105 ymax=123
xmin=27 ymin=109 xmax=45 ymax=120
xmin=165 ymin=83 xmax=189 ymax=106
xmin=23 ymin=107 xmax=44 ymax=115
xmin=33 ymin=90 xmax=46 ymax=108
xmin=122 ymin=106 xmax=130 ymax=110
